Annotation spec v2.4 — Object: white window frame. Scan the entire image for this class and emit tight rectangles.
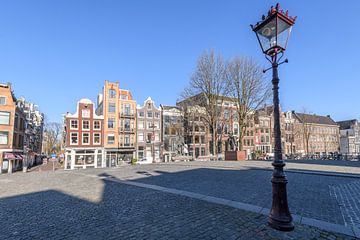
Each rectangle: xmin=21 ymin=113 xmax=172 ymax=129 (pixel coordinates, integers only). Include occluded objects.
xmin=82 ymin=120 xmax=90 ymax=130
xmin=70 ymin=132 xmax=78 ymax=145
xmin=138 ymin=120 xmax=144 ymax=129
xmin=108 ymin=118 xmax=115 ymax=129
xmin=108 ymin=103 xmax=116 ymax=113
xmin=0 ymin=111 xmax=10 ymax=125
xmin=93 ymin=133 xmax=101 ymax=145
xmin=107 ymin=134 xmax=115 ymax=144
xmin=93 ymin=120 xmax=101 ymax=130
xmin=82 ymin=132 xmax=90 ymax=145
xmin=138 ymin=132 xmax=144 ymax=142
xmin=70 ymin=120 xmax=78 ymax=130
xmin=82 ymin=109 xmax=90 ymax=118
xmin=0 ymin=96 xmax=6 ymax=105
xmin=0 ymin=131 xmax=9 ymax=145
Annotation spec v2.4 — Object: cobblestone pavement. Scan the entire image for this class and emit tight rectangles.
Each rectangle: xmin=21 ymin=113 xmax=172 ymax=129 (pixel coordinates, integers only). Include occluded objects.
xmin=77 ymin=160 xmax=360 ymax=228
xmin=330 ymin=180 xmax=360 ymax=228
xmin=28 ymin=161 xmax=62 ymax=172
xmin=0 ymin=170 xmax=356 ymax=239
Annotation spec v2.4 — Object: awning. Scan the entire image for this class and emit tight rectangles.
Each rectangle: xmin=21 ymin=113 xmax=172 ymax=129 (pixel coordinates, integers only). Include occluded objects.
xmin=3 ymin=153 xmax=23 ymax=160
xmin=4 ymin=153 xmax=16 ymax=159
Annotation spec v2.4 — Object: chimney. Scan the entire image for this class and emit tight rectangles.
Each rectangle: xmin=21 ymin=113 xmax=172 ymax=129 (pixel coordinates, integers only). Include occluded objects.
xmin=327 ymin=115 xmax=331 ymax=118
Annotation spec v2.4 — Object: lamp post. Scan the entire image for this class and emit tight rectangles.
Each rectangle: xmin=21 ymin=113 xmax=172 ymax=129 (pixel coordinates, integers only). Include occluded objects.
xmin=251 ymin=3 xmax=296 ymax=231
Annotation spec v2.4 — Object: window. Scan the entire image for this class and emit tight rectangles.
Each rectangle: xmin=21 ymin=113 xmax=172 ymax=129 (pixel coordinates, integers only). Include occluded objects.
xmin=124 ymin=135 xmax=130 ymax=146
xmin=124 ymin=104 xmax=131 ymax=115
xmin=155 ymin=112 xmax=160 ymax=118
xmin=201 ymin=147 xmax=205 ymax=156
xmin=108 ymin=118 xmax=115 ymax=129
xmin=71 ymin=133 xmax=78 ymax=145
xmin=224 ymin=110 xmax=229 ymax=119
xmin=82 ymin=133 xmax=90 ymax=145
xmin=138 ymin=133 xmax=144 ymax=142
xmin=94 ymin=133 xmax=101 ymax=144
xmin=109 ymin=89 xmax=116 ymax=98
xmin=94 ymin=121 xmax=101 ymax=130
xmin=147 ymin=133 xmax=152 ymax=143
xmin=138 ymin=146 xmax=144 ymax=159
xmin=0 ymin=131 xmax=8 ymax=144
xmin=147 ymin=112 xmax=153 ymax=118
xmin=107 ymin=134 xmax=115 ymax=144
xmin=234 ymin=124 xmax=239 ymax=135
xmin=82 ymin=120 xmax=90 ymax=130
xmin=120 ymin=94 xmax=128 ymax=100
xmin=82 ymin=109 xmax=90 ymax=118
xmin=147 ymin=122 xmax=154 ymax=129
xmin=0 ymin=96 xmax=6 ymax=105
xmin=124 ymin=119 xmax=130 ymax=130
xmin=0 ymin=112 xmax=10 ymax=125
xmin=138 ymin=111 xmax=144 ymax=117
xmin=138 ymin=121 xmax=144 ymax=129
xmin=108 ymin=103 xmax=116 ymax=113
xmin=70 ymin=120 xmax=78 ymax=129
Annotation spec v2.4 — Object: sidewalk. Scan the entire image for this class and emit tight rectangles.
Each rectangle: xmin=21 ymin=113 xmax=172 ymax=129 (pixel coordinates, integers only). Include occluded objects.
xmin=28 ymin=161 xmax=62 ymax=172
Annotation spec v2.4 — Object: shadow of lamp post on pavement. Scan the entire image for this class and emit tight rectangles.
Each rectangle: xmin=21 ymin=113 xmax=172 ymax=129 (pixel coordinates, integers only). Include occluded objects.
xmin=251 ymin=3 xmax=297 ymax=231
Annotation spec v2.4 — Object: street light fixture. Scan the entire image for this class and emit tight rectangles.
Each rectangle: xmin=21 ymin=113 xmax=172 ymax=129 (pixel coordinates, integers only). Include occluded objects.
xmin=251 ymin=3 xmax=296 ymax=232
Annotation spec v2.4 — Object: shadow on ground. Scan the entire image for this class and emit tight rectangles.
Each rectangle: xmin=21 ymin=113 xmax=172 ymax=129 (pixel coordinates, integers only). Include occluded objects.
xmin=0 ymin=170 xmax=356 ymax=239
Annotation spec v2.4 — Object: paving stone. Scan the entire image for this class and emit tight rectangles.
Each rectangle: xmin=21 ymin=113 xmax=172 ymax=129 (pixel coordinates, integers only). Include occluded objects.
xmin=0 ymin=162 xmax=358 ymax=239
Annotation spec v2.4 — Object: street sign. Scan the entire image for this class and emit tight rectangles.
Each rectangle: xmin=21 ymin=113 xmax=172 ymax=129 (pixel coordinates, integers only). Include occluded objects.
xmin=51 ymin=153 xmax=56 ymax=159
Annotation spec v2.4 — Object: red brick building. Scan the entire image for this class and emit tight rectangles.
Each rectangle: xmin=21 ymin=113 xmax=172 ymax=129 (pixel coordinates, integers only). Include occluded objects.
xmin=64 ymin=99 xmax=104 ymax=169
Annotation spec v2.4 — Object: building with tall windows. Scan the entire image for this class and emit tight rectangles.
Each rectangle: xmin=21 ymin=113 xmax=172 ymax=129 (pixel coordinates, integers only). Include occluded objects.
xmin=160 ymin=105 xmax=184 ymax=162
xmin=0 ymin=83 xmax=26 ymax=173
xmin=118 ymin=89 xmax=136 ymax=161
xmin=96 ymin=80 xmax=136 ymax=167
xmin=136 ymin=97 xmax=162 ymax=163
xmin=64 ymin=99 xmax=104 ymax=169
xmin=337 ymin=119 xmax=360 ymax=156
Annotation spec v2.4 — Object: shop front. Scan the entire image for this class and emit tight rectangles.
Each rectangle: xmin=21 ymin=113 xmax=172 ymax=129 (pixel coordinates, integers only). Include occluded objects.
xmin=64 ymin=148 xmax=104 ymax=170
xmin=1 ymin=152 xmax=24 ymax=173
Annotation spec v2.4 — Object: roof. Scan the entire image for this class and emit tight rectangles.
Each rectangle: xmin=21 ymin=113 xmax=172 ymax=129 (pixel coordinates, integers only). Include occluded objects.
xmin=161 ymin=105 xmax=182 ymax=111
xmin=79 ymin=98 xmax=93 ymax=104
xmin=177 ymin=93 xmax=236 ymax=107
xmin=336 ymin=119 xmax=357 ymax=130
xmin=294 ymin=113 xmax=338 ymax=126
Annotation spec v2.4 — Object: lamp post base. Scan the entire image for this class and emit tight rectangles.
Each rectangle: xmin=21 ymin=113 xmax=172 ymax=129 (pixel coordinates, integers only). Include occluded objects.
xmin=268 ymin=161 xmax=294 ymax=232
xmin=268 ymin=216 xmax=294 ymax=232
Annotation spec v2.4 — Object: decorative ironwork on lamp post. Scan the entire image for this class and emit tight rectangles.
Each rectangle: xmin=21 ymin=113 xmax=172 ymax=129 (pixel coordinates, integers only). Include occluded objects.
xmin=251 ymin=3 xmax=296 ymax=231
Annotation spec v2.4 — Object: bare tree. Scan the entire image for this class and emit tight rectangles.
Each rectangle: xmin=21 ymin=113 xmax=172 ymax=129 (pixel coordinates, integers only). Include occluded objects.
xmin=227 ymin=56 xmax=271 ymax=151
xmin=180 ymin=50 xmax=230 ymax=156
xmin=43 ymin=121 xmax=62 ymax=155
xmin=295 ymin=108 xmax=313 ymax=156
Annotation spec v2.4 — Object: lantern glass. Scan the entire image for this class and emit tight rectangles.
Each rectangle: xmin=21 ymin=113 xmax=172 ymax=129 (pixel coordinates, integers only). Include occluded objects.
xmin=276 ymin=17 xmax=292 ymax=51
xmin=256 ymin=17 xmax=277 ymax=54
xmin=255 ymin=15 xmax=292 ymax=55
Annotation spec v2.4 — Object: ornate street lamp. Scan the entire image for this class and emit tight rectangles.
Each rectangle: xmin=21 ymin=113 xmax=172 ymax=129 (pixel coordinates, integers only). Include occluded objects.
xmin=251 ymin=3 xmax=296 ymax=231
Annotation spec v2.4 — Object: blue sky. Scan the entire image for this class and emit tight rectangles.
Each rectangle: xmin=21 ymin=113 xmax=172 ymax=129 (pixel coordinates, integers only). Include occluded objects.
xmin=1 ymin=0 xmax=359 ymax=122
